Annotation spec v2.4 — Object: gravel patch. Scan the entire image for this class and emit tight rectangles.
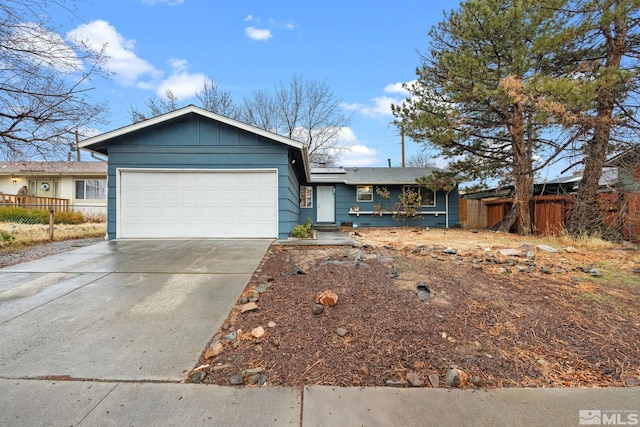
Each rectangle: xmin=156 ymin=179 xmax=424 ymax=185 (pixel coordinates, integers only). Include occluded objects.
xmin=0 ymin=238 xmax=105 ymax=268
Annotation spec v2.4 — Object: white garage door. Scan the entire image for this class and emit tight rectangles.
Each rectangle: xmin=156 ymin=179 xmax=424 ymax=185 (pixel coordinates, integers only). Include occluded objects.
xmin=118 ymin=169 xmax=278 ymax=238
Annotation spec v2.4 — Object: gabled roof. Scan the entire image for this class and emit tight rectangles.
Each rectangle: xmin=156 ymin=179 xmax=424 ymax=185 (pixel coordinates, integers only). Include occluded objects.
xmin=310 ymin=167 xmax=440 ymax=185
xmin=79 ymin=104 xmax=307 ymax=155
xmin=0 ymin=161 xmax=107 ymax=175
xmin=544 ymin=168 xmax=618 ymax=187
xmin=605 ymin=144 xmax=640 ymax=167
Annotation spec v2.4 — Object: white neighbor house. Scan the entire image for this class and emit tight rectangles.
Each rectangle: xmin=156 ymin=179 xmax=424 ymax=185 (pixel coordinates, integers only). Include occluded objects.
xmin=0 ymin=161 xmax=108 ymax=219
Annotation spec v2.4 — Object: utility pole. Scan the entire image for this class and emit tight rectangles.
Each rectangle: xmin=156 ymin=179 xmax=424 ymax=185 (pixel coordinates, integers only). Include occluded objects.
xmin=75 ymin=130 xmax=81 ymax=161
xmin=401 ymin=129 xmax=405 ymax=168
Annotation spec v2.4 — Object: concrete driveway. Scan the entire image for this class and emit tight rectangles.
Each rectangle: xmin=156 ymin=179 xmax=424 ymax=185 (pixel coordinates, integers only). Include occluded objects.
xmin=0 ymin=239 xmax=271 ymax=381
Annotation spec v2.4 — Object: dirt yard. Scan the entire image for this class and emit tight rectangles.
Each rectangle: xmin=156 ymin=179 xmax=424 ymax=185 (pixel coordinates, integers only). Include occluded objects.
xmin=193 ymin=228 xmax=640 ymax=389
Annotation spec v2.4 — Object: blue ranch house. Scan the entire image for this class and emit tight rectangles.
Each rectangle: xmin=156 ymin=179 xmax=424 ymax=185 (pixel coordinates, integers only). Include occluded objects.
xmin=80 ymin=105 xmax=459 ymax=240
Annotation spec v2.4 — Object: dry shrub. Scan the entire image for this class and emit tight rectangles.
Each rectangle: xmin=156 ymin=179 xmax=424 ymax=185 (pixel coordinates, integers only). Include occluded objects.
xmin=555 ymin=227 xmax=618 ymax=251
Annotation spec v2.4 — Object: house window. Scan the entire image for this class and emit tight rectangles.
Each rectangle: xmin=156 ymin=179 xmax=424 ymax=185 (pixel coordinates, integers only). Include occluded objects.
xmin=76 ymin=179 xmax=106 ymax=200
xmin=403 ymin=185 xmax=436 ymax=207
xmin=356 ymin=185 xmax=373 ymax=202
xmin=300 ymin=186 xmax=313 ymax=208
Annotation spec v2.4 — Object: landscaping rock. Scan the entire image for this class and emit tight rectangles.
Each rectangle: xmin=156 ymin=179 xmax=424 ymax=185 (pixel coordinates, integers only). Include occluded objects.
xmin=257 ymin=283 xmax=271 ymax=293
xmin=204 ymin=341 xmax=224 ymax=359
xmin=564 ymin=246 xmax=579 ymax=253
xmin=240 ymin=296 xmax=248 ymax=304
xmin=525 ymin=251 xmax=535 ymax=259
xmin=315 ymin=290 xmax=338 ymax=306
xmin=417 ymin=290 xmax=430 ymax=301
xmin=416 ymin=282 xmax=431 ymax=301
xmin=445 ymin=366 xmax=468 ymax=387
xmin=247 ymin=290 xmax=260 ymax=300
xmin=536 ymin=244 xmax=558 ymax=253
xmin=443 ymin=247 xmax=457 ymax=255
xmin=242 ymin=367 xmax=264 ymax=375
xmin=223 ymin=331 xmax=237 ymax=341
xmin=241 ymin=302 xmax=259 ymax=313
xmin=229 ymin=375 xmax=244 ymax=385
xmin=336 ymin=327 xmax=348 ymax=337
xmin=190 ymin=371 xmax=206 ymax=383
xmin=407 ymin=372 xmax=424 ymax=387
xmin=257 ymin=275 xmax=274 ymax=284
xmin=247 ymin=374 xmax=261 ymax=385
xmin=258 ymin=375 xmax=268 ymax=387
xmin=540 ymin=267 xmax=552 ymax=275
xmin=499 ymin=248 xmax=521 ymax=257
xmin=251 ymin=326 xmax=265 ymax=339
xmin=312 ymin=304 xmax=325 ymax=315
xmin=267 ymin=321 xmax=277 ymax=328
xmin=589 ymin=268 xmax=603 ymax=277
xmin=385 ymin=380 xmax=405 ymax=387
xmin=472 ymin=375 xmax=487 ymax=387
xmin=387 ymin=267 xmax=400 ymax=279
xmin=428 ymin=374 xmax=440 ymax=388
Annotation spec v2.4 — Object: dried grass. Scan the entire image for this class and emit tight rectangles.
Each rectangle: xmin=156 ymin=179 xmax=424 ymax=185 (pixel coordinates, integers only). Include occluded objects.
xmin=0 ymin=222 xmax=106 ymax=247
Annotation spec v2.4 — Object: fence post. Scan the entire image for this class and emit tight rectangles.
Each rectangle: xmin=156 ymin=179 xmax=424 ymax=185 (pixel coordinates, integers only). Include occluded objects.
xmin=49 ymin=208 xmax=54 ymax=240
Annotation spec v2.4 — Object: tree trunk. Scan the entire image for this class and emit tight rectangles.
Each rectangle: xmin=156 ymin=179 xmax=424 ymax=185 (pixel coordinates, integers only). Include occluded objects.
xmin=509 ymin=103 xmax=534 ymax=235
xmin=568 ymin=1 xmax=625 ymax=236
xmin=489 ymin=203 xmax=519 ymax=232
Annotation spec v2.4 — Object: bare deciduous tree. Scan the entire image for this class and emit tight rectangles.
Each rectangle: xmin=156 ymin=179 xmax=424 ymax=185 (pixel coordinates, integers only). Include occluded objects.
xmin=196 ymin=78 xmax=240 ymax=119
xmin=243 ymin=76 xmax=351 ymax=166
xmin=0 ymin=0 xmax=109 ymax=160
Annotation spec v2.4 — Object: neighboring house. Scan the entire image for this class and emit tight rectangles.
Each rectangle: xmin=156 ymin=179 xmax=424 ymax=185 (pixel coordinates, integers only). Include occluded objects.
xmin=605 ymin=145 xmax=640 ymax=193
xmin=0 ymin=161 xmax=107 ymax=218
xmin=79 ymin=105 xmax=459 ymax=240
xmin=460 ymin=159 xmax=640 ymax=240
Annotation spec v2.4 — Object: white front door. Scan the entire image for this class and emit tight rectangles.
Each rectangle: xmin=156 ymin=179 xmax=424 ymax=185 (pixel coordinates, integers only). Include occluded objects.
xmin=316 ymin=186 xmax=335 ymax=223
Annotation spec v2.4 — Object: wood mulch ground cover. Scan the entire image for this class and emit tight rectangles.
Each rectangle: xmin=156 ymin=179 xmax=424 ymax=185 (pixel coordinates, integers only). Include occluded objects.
xmin=193 ymin=228 xmax=640 ymax=389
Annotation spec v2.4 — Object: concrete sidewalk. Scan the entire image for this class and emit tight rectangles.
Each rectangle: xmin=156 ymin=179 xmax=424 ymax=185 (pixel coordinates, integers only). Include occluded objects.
xmin=1 ymin=379 xmax=637 ymax=426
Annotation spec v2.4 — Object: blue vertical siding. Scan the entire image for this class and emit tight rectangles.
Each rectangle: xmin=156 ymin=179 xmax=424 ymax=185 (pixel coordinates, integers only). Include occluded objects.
xmin=300 ymin=184 xmax=460 ymax=229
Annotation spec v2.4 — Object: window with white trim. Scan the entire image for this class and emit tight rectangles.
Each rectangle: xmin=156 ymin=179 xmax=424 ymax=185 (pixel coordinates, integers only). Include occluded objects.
xmin=300 ymin=185 xmax=313 ymax=208
xmin=403 ymin=185 xmax=436 ymax=207
xmin=356 ymin=185 xmax=373 ymax=202
xmin=75 ymin=179 xmax=106 ymax=200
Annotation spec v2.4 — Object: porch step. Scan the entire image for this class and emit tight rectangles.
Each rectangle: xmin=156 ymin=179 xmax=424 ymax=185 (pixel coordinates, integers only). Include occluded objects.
xmin=313 ymin=224 xmax=340 ymax=232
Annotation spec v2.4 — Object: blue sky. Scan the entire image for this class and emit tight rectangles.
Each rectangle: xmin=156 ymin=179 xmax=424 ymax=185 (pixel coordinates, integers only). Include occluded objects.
xmin=49 ymin=0 xmax=463 ymax=168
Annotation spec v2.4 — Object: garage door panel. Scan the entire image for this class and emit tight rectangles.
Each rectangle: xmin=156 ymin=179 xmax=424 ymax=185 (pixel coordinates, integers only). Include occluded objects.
xmin=119 ymin=170 xmax=278 ymax=238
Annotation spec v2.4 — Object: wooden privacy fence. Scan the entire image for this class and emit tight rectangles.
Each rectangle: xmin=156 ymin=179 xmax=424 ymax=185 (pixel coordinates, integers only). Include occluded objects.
xmin=0 ymin=194 xmax=69 ymax=211
xmin=459 ymin=193 xmax=640 ymax=241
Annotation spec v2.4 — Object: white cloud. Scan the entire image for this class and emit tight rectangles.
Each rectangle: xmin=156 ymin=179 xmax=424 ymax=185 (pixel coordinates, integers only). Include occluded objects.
xmin=244 ymin=15 xmax=254 ymax=22
xmin=359 ymin=95 xmax=397 ymax=119
xmin=350 ymin=80 xmax=417 ymax=119
xmin=337 ymin=144 xmax=381 ymax=167
xmin=340 ymin=101 xmax=364 ymax=112
xmin=245 ymin=26 xmax=272 ymax=41
xmin=67 ymin=20 xmax=161 ymax=86
xmin=330 ymin=128 xmax=381 ymax=167
xmin=141 ymin=0 xmax=185 ymax=5
xmin=384 ymin=81 xmax=414 ymax=96
xmin=156 ymin=59 xmax=205 ymax=100
xmin=8 ymin=23 xmax=81 ymax=73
